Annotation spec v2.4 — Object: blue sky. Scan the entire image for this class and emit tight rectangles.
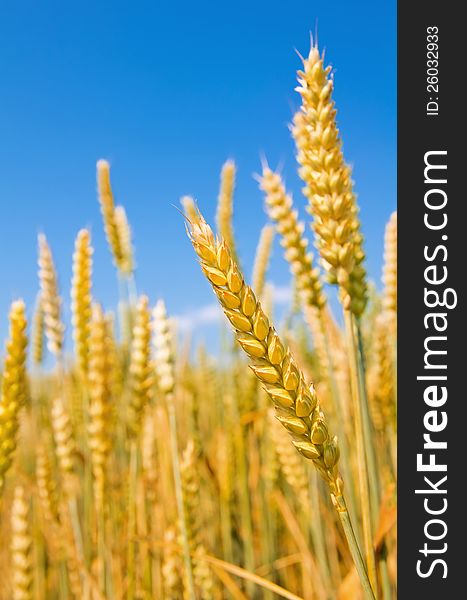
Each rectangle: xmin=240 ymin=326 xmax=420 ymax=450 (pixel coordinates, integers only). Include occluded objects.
xmin=0 ymin=1 xmax=396 ymax=349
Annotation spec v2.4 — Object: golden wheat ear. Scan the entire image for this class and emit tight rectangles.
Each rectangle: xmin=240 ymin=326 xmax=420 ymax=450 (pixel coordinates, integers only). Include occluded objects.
xmin=38 ymin=234 xmax=64 ymax=357
xmin=10 ymin=486 xmax=33 ymax=600
xmin=186 ymin=212 xmax=341 ymax=494
xmin=292 ymin=45 xmax=367 ymax=316
xmin=258 ymin=165 xmax=326 ymax=310
xmin=0 ymin=300 xmax=28 ymax=496
xmin=71 ymin=228 xmax=93 ymax=381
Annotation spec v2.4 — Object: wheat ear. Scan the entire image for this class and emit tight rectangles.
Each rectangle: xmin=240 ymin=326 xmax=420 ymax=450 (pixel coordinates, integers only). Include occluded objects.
xmin=88 ymin=302 xmax=112 ymax=594
xmin=31 ymin=294 xmax=45 ymax=367
xmin=292 ymin=46 xmax=367 ymax=316
xmin=216 ymin=159 xmax=237 ymax=258
xmin=259 ymin=166 xmax=326 ymax=309
xmin=11 ymin=486 xmax=33 ymax=600
xmin=96 ymin=159 xmax=126 ymax=270
xmin=162 ymin=526 xmax=183 ymax=599
xmin=71 ymin=229 xmax=93 ymax=380
xmin=38 ymin=234 xmax=64 ymax=357
xmin=0 ymin=300 xmax=28 ymax=496
xmin=382 ymin=211 xmax=397 ymax=333
xmin=187 ymin=212 xmax=374 ymax=599
xmin=181 ymin=196 xmax=201 ymax=225
xmin=188 ymin=214 xmax=340 ymax=488
xmin=114 ymin=205 xmax=135 ymax=275
xmin=252 ymin=224 xmax=275 ymax=299
xmin=128 ymin=295 xmax=154 ymax=436
xmin=372 ymin=314 xmax=396 ymax=434
xmin=36 ymin=443 xmax=60 ymax=527
xmin=88 ymin=303 xmax=112 ymax=506
xmin=51 ymin=398 xmax=77 ymax=493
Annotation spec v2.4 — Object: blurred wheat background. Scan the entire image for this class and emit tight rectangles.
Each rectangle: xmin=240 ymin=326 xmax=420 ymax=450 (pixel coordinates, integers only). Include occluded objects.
xmin=0 ymin=3 xmax=396 ymax=599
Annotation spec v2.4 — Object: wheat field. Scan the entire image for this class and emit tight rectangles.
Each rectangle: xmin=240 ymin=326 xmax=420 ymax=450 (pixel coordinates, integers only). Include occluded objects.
xmin=0 ymin=42 xmax=396 ymax=600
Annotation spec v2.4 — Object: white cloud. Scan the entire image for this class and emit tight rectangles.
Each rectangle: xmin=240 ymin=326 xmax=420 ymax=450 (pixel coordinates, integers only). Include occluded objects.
xmin=174 ymin=303 xmax=222 ymax=333
xmin=270 ymin=283 xmax=292 ymax=305
xmin=174 ymin=282 xmax=293 ymax=333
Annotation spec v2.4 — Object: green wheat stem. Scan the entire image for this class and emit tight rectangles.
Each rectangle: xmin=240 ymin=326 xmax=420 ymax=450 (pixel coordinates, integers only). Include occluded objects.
xmin=318 ymin=311 xmax=360 ymax=534
xmin=343 ymin=310 xmax=378 ymax=596
xmin=335 ymin=494 xmax=376 ymax=600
